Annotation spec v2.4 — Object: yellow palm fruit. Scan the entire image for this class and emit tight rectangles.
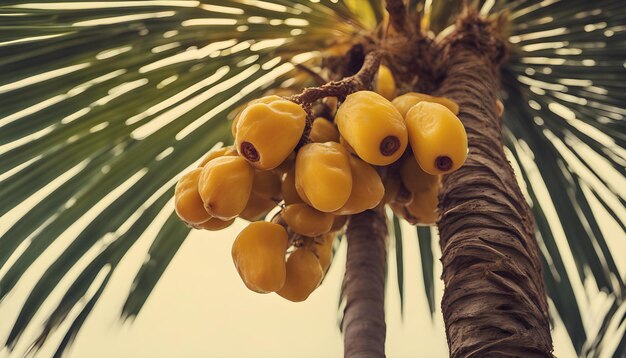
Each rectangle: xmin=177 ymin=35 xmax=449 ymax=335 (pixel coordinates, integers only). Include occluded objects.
xmin=382 ymin=173 xmax=401 ymax=203
xmin=323 ymin=42 xmax=352 ymax=57
xmin=192 ymin=217 xmax=235 ymax=231
xmin=400 ymin=155 xmax=440 ymax=194
xmin=235 ymin=96 xmax=306 ymax=169
xmin=277 ymin=248 xmax=323 ymax=302
xmin=335 ymin=91 xmax=407 ymax=165
xmin=375 ymin=65 xmax=397 ymax=100
xmin=315 ymin=233 xmax=335 ymax=273
xmin=231 ymin=95 xmax=283 ymax=138
xmin=252 ymin=170 xmax=282 ymax=201
xmin=339 ymin=135 xmax=356 ymax=155
xmin=239 ymin=193 xmax=276 ymax=221
xmin=310 ymin=117 xmax=340 ymax=143
xmin=198 ymin=145 xmax=237 ymax=168
xmin=496 ymin=99 xmax=504 ymax=117
xmin=272 ymin=152 xmax=295 ymax=175
xmin=282 ymin=203 xmax=334 ymax=237
xmin=232 ymin=222 xmax=288 ymax=293
xmin=323 ymin=97 xmax=338 ymax=117
xmin=334 ymin=155 xmax=384 ymax=215
xmin=393 ymin=182 xmax=413 ymax=205
xmin=175 ymin=168 xmax=211 ymax=225
xmin=405 ymin=102 xmax=468 ymax=175
xmin=403 ymin=187 xmax=439 ymax=225
xmin=281 ymin=167 xmax=304 ymax=205
xmin=330 ymin=215 xmax=348 ymax=232
xmin=198 ymin=156 xmax=254 ymax=220
xmin=392 ymin=92 xmax=459 ymax=117
xmin=295 ymin=142 xmax=352 ymax=212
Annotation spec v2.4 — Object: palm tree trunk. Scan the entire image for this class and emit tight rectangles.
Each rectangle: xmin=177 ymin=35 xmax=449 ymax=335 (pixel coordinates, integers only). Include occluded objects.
xmin=342 ymin=209 xmax=388 ymax=358
xmin=436 ymin=14 xmax=553 ymax=357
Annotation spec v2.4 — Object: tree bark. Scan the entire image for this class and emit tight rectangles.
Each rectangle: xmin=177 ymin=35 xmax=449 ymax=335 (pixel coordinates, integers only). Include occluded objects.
xmin=342 ymin=209 xmax=388 ymax=358
xmin=436 ymin=13 xmax=554 ymax=358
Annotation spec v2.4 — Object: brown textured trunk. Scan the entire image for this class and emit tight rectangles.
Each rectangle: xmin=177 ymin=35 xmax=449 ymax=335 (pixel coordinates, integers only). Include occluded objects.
xmin=436 ymin=15 xmax=554 ymax=357
xmin=342 ymin=209 xmax=388 ymax=358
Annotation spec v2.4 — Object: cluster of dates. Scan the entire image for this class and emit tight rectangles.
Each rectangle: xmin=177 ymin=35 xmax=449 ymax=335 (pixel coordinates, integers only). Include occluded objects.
xmin=174 ymin=65 xmax=467 ymax=301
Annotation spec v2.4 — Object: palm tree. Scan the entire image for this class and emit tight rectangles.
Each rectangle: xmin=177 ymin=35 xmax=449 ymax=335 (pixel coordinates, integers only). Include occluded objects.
xmin=0 ymin=0 xmax=624 ymax=357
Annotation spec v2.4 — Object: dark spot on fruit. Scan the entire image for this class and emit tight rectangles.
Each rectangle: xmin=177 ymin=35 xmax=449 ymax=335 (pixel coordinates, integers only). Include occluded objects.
xmin=380 ymin=136 xmax=400 ymax=156
xmin=435 ymin=156 xmax=453 ymax=171
xmin=241 ymin=141 xmax=260 ymax=162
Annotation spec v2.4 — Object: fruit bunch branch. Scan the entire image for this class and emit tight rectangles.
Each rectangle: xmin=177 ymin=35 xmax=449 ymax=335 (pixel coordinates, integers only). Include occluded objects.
xmin=289 ymin=51 xmax=382 ymax=105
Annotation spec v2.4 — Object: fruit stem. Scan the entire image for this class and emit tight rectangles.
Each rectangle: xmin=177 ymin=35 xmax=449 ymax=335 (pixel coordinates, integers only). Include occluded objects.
xmin=289 ymin=51 xmax=382 ymax=105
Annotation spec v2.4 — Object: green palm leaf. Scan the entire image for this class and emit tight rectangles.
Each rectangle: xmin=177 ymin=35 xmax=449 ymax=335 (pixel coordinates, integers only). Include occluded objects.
xmin=499 ymin=0 xmax=626 ymax=353
xmin=0 ymin=0 xmax=365 ymax=353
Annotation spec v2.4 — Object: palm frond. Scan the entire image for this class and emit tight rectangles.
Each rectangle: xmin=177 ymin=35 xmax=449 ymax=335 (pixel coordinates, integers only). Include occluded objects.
xmin=0 ymin=0 xmax=366 ymax=353
xmin=416 ymin=226 xmax=436 ymax=316
xmin=500 ymin=0 xmax=626 ymax=353
xmin=392 ymin=215 xmax=405 ymax=315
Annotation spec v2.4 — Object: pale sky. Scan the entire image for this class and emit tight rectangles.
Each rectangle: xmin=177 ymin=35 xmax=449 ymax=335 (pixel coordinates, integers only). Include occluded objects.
xmin=0 ymin=217 xmax=585 ymax=358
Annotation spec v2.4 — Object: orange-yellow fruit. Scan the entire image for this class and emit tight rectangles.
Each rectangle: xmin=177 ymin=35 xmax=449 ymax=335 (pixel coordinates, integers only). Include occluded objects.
xmin=330 ymin=215 xmax=348 ymax=232
xmin=232 ymin=222 xmax=288 ymax=293
xmin=323 ymin=97 xmax=338 ymax=117
xmin=198 ymin=156 xmax=254 ymax=220
xmin=403 ymin=187 xmax=438 ymax=225
xmin=375 ymin=65 xmax=396 ymax=100
xmin=198 ymin=145 xmax=237 ymax=168
xmin=231 ymin=95 xmax=283 ymax=138
xmin=277 ymin=248 xmax=323 ymax=302
xmin=315 ymin=233 xmax=335 ymax=273
xmin=335 ymin=91 xmax=407 ymax=165
xmin=239 ymin=193 xmax=276 ymax=221
xmin=392 ymin=92 xmax=459 ymax=117
xmin=310 ymin=117 xmax=340 ymax=143
xmin=339 ymin=135 xmax=356 ymax=155
xmin=334 ymin=155 xmax=384 ymax=215
xmin=236 ymin=96 xmax=306 ymax=170
xmin=400 ymin=156 xmax=440 ymax=194
xmin=281 ymin=167 xmax=304 ymax=205
xmin=192 ymin=217 xmax=235 ymax=231
xmin=295 ymin=142 xmax=352 ymax=212
xmin=272 ymin=152 xmax=295 ymax=175
xmin=252 ymin=170 xmax=282 ymax=201
xmin=405 ymin=102 xmax=468 ymax=175
xmin=175 ymin=168 xmax=211 ymax=225
xmin=382 ymin=173 xmax=401 ymax=203
xmin=393 ymin=182 xmax=413 ymax=205
xmin=323 ymin=42 xmax=352 ymax=57
xmin=282 ymin=203 xmax=334 ymax=237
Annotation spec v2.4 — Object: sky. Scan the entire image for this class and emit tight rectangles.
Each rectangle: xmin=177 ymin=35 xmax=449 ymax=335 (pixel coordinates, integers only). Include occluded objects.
xmin=0 ymin=216 xmax=586 ymax=358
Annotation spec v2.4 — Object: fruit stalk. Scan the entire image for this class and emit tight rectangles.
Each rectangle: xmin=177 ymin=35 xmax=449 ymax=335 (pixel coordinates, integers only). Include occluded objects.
xmin=436 ymin=10 xmax=553 ymax=357
xmin=290 ymin=51 xmax=382 ymax=105
xmin=342 ymin=208 xmax=388 ymax=358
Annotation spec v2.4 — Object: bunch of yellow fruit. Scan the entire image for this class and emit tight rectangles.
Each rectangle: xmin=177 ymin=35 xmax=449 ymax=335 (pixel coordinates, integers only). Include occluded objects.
xmin=174 ymin=65 xmax=467 ymax=301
